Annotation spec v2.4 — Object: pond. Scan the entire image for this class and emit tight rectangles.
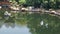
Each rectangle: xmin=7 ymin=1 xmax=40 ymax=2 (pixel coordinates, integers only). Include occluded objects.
xmin=0 ymin=10 xmax=60 ymax=34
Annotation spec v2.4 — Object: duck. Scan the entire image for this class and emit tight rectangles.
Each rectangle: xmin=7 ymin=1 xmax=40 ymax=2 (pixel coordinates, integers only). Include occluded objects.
xmin=40 ymin=21 xmax=44 ymax=26
xmin=0 ymin=6 xmax=2 ymax=9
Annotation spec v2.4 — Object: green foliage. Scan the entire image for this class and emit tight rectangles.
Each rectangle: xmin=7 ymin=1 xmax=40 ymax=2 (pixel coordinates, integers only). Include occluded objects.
xmin=25 ymin=0 xmax=41 ymax=6
xmin=11 ymin=0 xmax=60 ymax=9
xmin=19 ymin=0 xmax=26 ymax=5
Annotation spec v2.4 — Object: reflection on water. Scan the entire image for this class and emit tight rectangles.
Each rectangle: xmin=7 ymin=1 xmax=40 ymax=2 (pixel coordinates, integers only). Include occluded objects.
xmin=27 ymin=13 xmax=60 ymax=34
xmin=0 ymin=10 xmax=60 ymax=34
xmin=0 ymin=17 xmax=31 ymax=34
xmin=0 ymin=25 xmax=30 ymax=34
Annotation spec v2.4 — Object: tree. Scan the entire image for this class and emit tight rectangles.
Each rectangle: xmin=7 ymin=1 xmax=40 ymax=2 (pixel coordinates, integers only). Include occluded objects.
xmin=15 ymin=0 xmax=19 ymax=4
xmin=25 ymin=0 xmax=41 ymax=7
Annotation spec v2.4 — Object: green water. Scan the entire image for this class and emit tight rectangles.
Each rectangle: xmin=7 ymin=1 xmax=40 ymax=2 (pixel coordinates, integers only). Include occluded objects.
xmin=0 ymin=10 xmax=60 ymax=34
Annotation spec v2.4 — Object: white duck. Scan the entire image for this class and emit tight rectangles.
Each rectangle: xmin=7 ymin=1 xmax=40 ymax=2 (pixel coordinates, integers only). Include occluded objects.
xmin=0 ymin=6 xmax=2 ymax=9
xmin=40 ymin=21 xmax=44 ymax=26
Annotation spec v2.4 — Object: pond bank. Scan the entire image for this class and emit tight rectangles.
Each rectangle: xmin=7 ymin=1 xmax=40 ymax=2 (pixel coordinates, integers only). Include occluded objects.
xmin=21 ymin=8 xmax=60 ymax=16
xmin=0 ymin=6 xmax=60 ymax=16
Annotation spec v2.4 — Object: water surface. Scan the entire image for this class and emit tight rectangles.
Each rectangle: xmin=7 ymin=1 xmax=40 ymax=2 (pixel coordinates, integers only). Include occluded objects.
xmin=0 ymin=10 xmax=60 ymax=34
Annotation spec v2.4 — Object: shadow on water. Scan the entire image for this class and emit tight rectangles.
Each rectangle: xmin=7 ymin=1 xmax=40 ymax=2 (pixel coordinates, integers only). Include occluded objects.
xmin=0 ymin=10 xmax=60 ymax=34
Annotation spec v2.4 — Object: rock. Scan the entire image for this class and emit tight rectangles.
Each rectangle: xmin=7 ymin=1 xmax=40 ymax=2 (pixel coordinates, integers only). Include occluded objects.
xmin=10 ymin=6 xmax=19 ymax=11
xmin=4 ymin=11 xmax=11 ymax=16
xmin=21 ymin=8 xmax=28 ymax=11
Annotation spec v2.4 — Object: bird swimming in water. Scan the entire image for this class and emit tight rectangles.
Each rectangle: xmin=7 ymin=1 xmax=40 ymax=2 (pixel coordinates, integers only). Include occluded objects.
xmin=40 ymin=21 xmax=44 ymax=26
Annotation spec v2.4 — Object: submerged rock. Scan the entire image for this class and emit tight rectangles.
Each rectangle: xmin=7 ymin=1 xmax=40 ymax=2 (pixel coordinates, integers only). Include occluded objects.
xmin=4 ymin=11 xmax=11 ymax=17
